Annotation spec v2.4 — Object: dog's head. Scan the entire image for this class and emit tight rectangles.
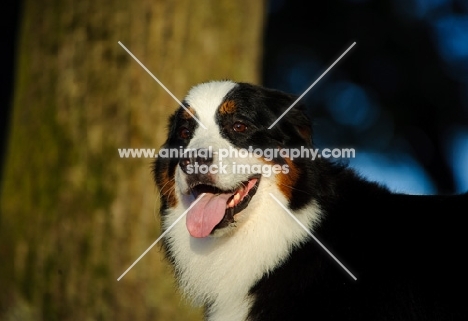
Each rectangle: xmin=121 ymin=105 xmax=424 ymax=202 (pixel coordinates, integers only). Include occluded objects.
xmin=154 ymin=80 xmax=319 ymax=238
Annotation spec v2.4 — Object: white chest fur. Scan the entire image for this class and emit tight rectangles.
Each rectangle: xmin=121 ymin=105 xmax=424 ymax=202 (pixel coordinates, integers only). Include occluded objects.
xmin=163 ymin=182 xmax=321 ymax=321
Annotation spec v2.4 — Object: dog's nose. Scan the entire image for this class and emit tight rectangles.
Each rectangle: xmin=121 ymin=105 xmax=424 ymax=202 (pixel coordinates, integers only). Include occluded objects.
xmin=179 ymin=148 xmax=214 ymax=174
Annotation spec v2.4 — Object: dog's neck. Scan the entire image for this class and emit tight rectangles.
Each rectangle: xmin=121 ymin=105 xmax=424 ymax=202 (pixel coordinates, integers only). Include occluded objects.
xmin=162 ymin=183 xmax=322 ymax=320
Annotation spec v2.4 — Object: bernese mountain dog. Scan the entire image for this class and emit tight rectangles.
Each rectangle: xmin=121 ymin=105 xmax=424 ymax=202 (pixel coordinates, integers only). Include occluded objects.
xmin=154 ymin=80 xmax=468 ymax=321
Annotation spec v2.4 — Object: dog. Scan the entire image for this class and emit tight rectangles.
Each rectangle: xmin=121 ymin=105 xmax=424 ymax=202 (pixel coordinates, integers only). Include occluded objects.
xmin=154 ymin=80 xmax=468 ymax=321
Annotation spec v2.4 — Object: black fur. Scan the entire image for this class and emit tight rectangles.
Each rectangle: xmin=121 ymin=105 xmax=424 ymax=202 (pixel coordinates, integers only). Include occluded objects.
xmin=249 ymin=170 xmax=468 ymax=320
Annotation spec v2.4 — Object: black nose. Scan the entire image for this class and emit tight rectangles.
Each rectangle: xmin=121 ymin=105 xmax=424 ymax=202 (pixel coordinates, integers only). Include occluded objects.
xmin=179 ymin=148 xmax=214 ymax=174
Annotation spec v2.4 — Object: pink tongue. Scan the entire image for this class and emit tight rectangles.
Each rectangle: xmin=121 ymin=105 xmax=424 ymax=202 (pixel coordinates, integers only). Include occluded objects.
xmin=186 ymin=193 xmax=232 ymax=238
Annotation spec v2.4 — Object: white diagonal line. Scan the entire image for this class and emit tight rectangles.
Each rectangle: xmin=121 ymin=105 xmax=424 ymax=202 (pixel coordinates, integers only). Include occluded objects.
xmin=118 ymin=41 xmax=207 ymax=129
xmin=268 ymin=42 xmax=356 ymax=129
xmin=117 ymin=193 xmax=206 ymax=281
xmin=269 ymin=193 xmax=357 ymax=281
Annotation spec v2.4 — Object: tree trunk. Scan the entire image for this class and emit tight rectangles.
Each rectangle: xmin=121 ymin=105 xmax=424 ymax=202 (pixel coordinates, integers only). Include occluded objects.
xmin=0 ymin=0 xmax=264 ymax=320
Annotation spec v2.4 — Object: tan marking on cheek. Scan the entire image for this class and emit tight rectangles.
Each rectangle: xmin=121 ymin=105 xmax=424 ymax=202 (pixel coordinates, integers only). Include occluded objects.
xmin=157 ymin=167 xmax=177 ymax=208
xmin=219 ymin=100 xmax=237 ymax=114
xmin=276 ymin=157 xmax=300 ymax=201
xmin=181 ymin=106 xmax=196 ymax=120
xmin=260 ymin=156 xmax=300 ymax=201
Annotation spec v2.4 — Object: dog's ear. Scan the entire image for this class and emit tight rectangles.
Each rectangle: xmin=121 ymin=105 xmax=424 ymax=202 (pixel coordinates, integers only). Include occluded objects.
xmin=284 ymin=101 xmax=313 ymax=146
xmin=260 ymin=86 xmax=313 ymax=146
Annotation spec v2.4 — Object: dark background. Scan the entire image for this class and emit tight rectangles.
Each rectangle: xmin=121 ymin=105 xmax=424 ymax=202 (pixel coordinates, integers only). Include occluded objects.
xmin=263 ymin=0 xmax=468 ymax=194
xmin=2 ymin=0 xmax=468 ymax=195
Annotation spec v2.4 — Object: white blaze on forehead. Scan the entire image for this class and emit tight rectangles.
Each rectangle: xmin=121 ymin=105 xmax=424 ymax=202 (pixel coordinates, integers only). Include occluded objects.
xmin=184 ymin=80 xmax=238 ymax=131
xmin=178 ymin=80 xmax=244 ymax=191
xmin=183 ymin=80 xmax=238 ymax=155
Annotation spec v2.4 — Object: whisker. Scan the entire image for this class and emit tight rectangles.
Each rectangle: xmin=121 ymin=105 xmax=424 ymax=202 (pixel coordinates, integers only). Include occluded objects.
xmin=275 ymin=181 xmax=316 ymax=196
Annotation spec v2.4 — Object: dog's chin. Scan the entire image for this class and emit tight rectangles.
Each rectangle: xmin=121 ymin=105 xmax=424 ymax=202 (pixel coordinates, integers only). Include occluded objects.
xmin=184 ymin=175 xmax=261 ymax=238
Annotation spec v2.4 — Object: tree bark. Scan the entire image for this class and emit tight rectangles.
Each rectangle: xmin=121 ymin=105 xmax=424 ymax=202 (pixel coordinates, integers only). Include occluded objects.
xmin=0 ymin=0 xmax=264 ymax=320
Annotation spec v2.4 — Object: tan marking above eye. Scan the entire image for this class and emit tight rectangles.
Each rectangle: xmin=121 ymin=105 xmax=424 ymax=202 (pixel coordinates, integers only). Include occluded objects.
xmin=181 ymin=106 xmax=196 ymax=120
xmin=219 ymin=100 xmax=237 ymax=114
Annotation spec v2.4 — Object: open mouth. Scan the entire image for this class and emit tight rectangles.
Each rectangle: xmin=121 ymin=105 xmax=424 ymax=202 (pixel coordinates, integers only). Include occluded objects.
xmin=186 ymin=176 xmax=260 ymax=238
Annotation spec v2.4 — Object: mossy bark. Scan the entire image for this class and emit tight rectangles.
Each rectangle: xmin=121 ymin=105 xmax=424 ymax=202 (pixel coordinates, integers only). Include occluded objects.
xmin=0 ymin=0 xmax=264 ymax=320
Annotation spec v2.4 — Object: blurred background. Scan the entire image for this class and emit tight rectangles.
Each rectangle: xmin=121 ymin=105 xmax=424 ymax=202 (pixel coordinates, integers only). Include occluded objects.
xmin=264 ymin=0 xmax=468 ymax=195
xmin=0 ymin=0 xmax=467 ymax=320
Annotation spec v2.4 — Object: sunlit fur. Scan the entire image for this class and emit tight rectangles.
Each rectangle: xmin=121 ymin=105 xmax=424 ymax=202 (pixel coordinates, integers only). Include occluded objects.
xmin=155 ymin=81 xmax=468 ymax=321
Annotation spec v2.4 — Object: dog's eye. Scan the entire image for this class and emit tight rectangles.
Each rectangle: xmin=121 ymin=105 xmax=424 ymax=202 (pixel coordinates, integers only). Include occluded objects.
xmin=233 ymin=122 xmax=247 ymax=133
xmin=178 ymin=127 xmax=191 ymax=139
